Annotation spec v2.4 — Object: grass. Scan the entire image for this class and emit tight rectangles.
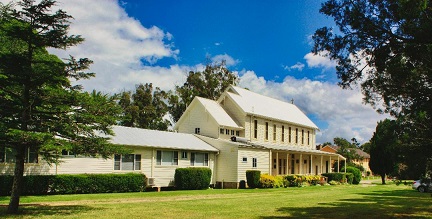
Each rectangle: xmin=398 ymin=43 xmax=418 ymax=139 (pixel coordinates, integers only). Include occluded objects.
xmin=0 ymin=181 xmax=431 ymax=219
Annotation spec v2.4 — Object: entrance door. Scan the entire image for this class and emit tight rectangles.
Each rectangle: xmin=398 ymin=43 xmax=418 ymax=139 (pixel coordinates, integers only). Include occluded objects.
xmin=279 ymin=159 xmax=287 ymax=175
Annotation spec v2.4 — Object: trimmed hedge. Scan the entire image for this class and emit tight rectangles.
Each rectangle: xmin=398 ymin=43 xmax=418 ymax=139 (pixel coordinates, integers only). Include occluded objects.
xmin=345 ymin=167 xmax=362 ymax=184
xmin=322 ymin=173 xmax=347 ymax=183
xmin=0 ymin=173 xmax=147 ymax=196
xmin=174 ymin=167 xmax=212 ymax=190
xmin=260 ymin=174 xmax=284 ymax=188
xmin=246 ymin=170 xmax=261 ymax=188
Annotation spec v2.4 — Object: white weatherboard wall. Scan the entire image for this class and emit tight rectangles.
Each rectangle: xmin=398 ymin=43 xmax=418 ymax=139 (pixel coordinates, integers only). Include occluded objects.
xmin=237 ymin=148 xmax=270 ymax=181
xmin=196 ymin=136 xmax=239 ymax=183
xmin=177 ymin=101 xmax=219 ymax=139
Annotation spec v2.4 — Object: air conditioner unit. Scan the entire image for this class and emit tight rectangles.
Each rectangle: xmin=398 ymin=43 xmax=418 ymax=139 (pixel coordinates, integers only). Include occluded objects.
xmin=147 ymin=177 xmax=155 ymax=186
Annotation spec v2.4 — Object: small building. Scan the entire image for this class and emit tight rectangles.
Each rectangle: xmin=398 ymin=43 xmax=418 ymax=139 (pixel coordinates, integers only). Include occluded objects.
xmin=319 ymin=145 xmax=371 ymax=174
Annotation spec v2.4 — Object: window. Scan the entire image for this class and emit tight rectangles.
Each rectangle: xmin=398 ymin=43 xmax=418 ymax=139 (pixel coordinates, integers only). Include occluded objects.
xmin=252 ymin=158 xmax=257 ymax=168
xmin=114 ymin=154 xmax=141 ymax=170
xmin=231 ymin=130 xmax=235 ymax=135
xmin=156 ymin=150 xmax=178 ymax=166
xmin=181 ymin=151 xmax=188 ymax=159
xmin=254 ymin=120 xmax=258 ymax=138
xmin=302 ymin=130 xmax=304 ymax=144
xmin=273 ymin=124 xmax=276 ymax=141
xmin=61 ymin=150 xmax=75 ymax=156
xmin=220 ymin=128 xmax=224 ymax=134
xmin=265 ymin=122 xmax=269 ymax=140
xmin=242 ymin=157 xmax=247 ymax=163
xmin=190 ymin=152 xmax=209 ymax=166
xmin=0 ymin=146 xmax=38 ymax=163
xmin=307 ymin=131 xmax=310 ymax=145
xmin=282 ymin=126 xmax=285 ymax=142
xmin=295 ymin=128 xmax=298 ymax=144
xmin=235 ymin=131 xmax=240 ymax=136
xmin=288 ymin=127 xmax=291 ymax=143
xmin=226 ymin=129 xmax=230 ymax=135
xmin=195 ymin=128 xmax=200 ymax=134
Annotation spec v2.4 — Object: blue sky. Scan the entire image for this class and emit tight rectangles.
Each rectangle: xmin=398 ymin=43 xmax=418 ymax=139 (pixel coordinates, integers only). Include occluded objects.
xmin=122 ymin=0 xmax=337 ymax=83
xmin=1 ymin=0 xmax=389 ymax=144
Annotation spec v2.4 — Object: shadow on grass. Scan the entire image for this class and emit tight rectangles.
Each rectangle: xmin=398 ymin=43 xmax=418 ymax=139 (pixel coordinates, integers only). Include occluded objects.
xmin=261 ymin=187 xmax=432 ymax=219
xmin=0 ymin=204 xmax=98 ymax=218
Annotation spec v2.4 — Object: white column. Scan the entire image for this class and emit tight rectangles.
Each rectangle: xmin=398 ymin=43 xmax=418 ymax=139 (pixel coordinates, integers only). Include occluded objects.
xmin=320 ymin=155 xmax=323 ymax=175
xmin=337 ymin=156 xmax=340 ymax=172
xmin=329 ymin=156 xmax=332 ymax=173
xmin=269 ymin=150 xmax=272 ymax=175
xmin=276 ymin=152 xmax=279 ymax=175
xmin=299 ymin=154 xmax=303 ymax=174
xmin=286 ymin=153 xmax=289 ymax=175
xmin=310 ymin=154 xmax=313 ymax=174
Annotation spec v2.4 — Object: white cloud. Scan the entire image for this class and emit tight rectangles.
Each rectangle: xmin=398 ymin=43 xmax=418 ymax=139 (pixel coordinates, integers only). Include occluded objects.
xmin=238 ymin=70 xmax=389 ymax=144
xmin=283 ymin=62 xmax=305 ymax=71
xmin=304 ymin=51 xmax=337 ymax=70
xmin=42 ymin=0 xmax=181 ymax=93
xmin=211 ymin=54 xmax=239 ymax=67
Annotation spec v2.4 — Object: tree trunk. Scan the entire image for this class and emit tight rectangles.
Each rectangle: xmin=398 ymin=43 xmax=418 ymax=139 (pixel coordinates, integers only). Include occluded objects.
xmin=7 ymin=145 xmax=25 ymax=214
xmin=381 ymin=174 xmax=386 ymax=185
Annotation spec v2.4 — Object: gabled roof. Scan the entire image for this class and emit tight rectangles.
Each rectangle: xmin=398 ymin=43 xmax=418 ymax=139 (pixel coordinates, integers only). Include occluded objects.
xmin=105 ymin=126 xmax=218 ymax=152
xmin=221 ymin=86 xmax=318 ymax=129
xmin=195 ymin=97 xmax=242 ymax=129
xmin=173 ymin=96 xmax=242 ymax=130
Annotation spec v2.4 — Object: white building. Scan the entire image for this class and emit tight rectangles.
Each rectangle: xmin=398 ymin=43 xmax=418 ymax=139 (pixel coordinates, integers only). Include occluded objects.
xmin=1 ymin=86 xmax=344 ymax=188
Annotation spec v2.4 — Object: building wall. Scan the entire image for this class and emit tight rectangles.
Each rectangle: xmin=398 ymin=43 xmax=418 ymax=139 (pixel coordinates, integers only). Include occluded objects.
xmin=237 ymin=148 xmax=270 ymax=182
xmin=196 ymin=136 xmax=239 ymax=183
xmin=0 ymin=146 xmax=217 ymax=188
xmin=177 ymin=101 xmax=219 ymax=139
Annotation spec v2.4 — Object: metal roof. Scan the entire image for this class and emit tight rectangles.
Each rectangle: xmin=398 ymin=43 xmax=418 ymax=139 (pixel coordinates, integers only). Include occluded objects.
xmin=224 ymin=86 xmax=319 ymax=130
xmin=105 ymin=126 xmax=218 ymax=152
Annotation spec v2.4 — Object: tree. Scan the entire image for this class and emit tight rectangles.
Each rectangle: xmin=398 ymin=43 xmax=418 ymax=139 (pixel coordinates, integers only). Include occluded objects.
xmin=334 ymin=137 xmax=361 ymax=163
xmin=369 ymin=119 xmax=400 ymax=184
xmin=0 ymin=1 xmax=123 ymax=213
xmin=168 ymin=60 xmax=238 ymax=122
xmin=313 ymin=0 xmax=432 ymax=175
xmin=118 ymin=83 xmax=170 ymax=130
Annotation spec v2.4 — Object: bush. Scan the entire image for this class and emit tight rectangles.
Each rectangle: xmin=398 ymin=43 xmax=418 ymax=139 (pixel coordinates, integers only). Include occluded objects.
xmin=0 ymin=173 xmax=147 ymax=196
xmin=259 ymin=174 xmax=284 ymax=188
xmin=174 ymin=167 xmax=212 ymax=190
xmin=345 ymin=167 xmax=362 ymax=184
xmin=246 ymin=170 xmax=261 ymax=188
xmin=322 ymin=173 xmax=346 ymax=183
xmin=284 ymin=175 xmax=305 ymax=187
xmin=345 ymin=173 xmax=354 ymax=184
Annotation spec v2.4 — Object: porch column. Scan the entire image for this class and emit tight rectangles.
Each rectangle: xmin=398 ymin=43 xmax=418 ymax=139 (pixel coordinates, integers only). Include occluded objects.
xmin=310 ymin=154 xmax=313 ymax=175
xmin=299 ymin=153 xmax=303 ymax=174
xmin=337 ymin=156 xmax=340 ymax=172
xmin=329 ymin=156 xmax=332 ymax=173
xmin=269 ymin=150 xmax=272 ymax=175
xmin=276 ymin=152 xmax=279 ymax=175
xmin=320 ymin=155 xmax=323 ymax=175
xmin=286 ymin=153 xmax=289 ymax=175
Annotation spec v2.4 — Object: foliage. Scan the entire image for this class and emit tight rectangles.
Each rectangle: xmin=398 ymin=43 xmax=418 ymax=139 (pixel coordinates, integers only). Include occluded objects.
xmin=284 ymin=175 xmax=321 ymax=187
xmin=0 ymin=0 xmax=123 ymax=213
xmin=313 ymin=0 xmax=432 ymax=177
xmin=0 ymin=173 xmax=147 ymax=196
xmin=259 ymin=174 xmax=284 ymax=188
xmin=369 ymin=119 xmax=400 ymax=184
xmin=174 ymin=167 xmax=212 ymax=190
xmin=168 ymin=61 xmax=238 ymax=122
xmin=322 ymin=173 xmax=347 ymax=184
xmin=117 ymin=83 xmax=170 ymax=130
xmin=334 ymin=137 xmax=362 ymax=163
xmin=346 ymin=167 xmax=362 ymax=185
xmin=246 ymin=170 xmax=261 ymax=188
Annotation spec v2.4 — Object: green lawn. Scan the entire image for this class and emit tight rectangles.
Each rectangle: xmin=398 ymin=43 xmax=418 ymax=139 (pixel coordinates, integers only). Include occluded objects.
xmin=1 ymin=181 xmax=431 ymax=218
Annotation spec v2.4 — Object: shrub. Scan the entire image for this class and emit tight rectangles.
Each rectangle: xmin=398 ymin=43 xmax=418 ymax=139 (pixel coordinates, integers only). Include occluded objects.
xmin=345 ymin=173 xmax=354 ymax=184
xmin=174 ymin=167 xmax=212 ymax=190
xmin=246 ymin=170 xmax=261 ymax=188
xmin=0 ymin=173 xmax=146 ymax=196
xmin=345 ymin=167 xmax=362 ymax=184
xmin=322 ymin=173 xmax=346 ymax=183
xmin=259 ymin=174 xmax=284 ymax=188
xmin=284 ymin=175 xmax=305 ymax=187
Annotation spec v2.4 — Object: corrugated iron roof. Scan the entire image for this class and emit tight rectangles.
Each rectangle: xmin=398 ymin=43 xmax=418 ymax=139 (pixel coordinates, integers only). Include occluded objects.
xmin=105 ymin=126 xmax=218 ymax=152
xmin=224 ymin=86 xmax=319 ymax=130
